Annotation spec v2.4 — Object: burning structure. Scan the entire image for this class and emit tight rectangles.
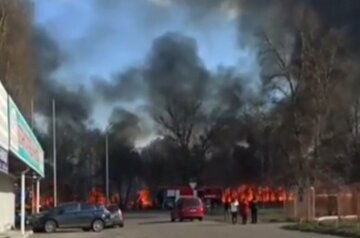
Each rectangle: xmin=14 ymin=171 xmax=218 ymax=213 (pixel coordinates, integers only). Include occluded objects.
xmin=222 ymin=185 xmax=293 ymax=204
xmin=136 ymin=188 xmax=154 ymax=209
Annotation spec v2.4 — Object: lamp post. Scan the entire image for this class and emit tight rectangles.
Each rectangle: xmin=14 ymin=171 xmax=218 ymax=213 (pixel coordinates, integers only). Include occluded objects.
xmin=105 ymin=132 xmax=109 ymax=204
xmin=52 ymin=99 xmax=57 ymax=207
xmin=21 ymin=168 xmax=29 ymax=235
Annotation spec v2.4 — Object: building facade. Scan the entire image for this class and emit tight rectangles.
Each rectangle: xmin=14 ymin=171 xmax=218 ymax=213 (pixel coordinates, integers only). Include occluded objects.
xmin=0 ymin=81 xmax=44 ymax=232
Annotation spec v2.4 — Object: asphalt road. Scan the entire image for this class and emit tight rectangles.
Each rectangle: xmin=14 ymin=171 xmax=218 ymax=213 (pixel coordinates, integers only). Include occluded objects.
xmin=31 ymin=212 xmax=335 ymax=238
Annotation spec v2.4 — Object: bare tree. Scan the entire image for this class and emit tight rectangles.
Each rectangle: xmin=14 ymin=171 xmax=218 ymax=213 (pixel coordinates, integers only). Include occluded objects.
xmin=259 ymin=7 xmax=346 ymax=186
xmin=155 ymin=97 xmax=202 ymax=151
xmin=0 ymin=0 xmax=35 ymax=117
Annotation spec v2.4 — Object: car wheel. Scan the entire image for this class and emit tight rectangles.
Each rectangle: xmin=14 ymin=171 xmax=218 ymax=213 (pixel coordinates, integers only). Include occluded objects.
xmin=82 ymin=228 xmax=91 ymax=232
xmin=119 ymin=223 xmax=124 ymax=228
xmin=44 ymin=220 xmax=56 ymax=233
xmin=199 ymin=217 xmax=203 ymax=221
xmin=179 ymin=218 xmax=184 ymax=222
xmin=171 ymin=217 xmax=175 ymax=222
xmin=92 ymin=219 xmax=104 ymax=232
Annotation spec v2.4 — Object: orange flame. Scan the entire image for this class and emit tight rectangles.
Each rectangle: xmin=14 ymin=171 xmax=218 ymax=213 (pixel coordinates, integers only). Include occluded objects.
xmin=137 ymin=188 xmax=153 ymax=208
xmin=222 ymin=185 xmax=293 ymax=203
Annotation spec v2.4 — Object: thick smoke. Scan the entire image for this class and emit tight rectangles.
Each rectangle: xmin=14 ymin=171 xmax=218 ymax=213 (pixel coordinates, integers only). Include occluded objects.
xmin=168 ymin=0 xmax=360 ymax=51
xmin=94 ymin=32 xmax=260 ymax=141
xmin=305 ymin=0 xmax=360 ymax=51
xmin=145 ymin=32 xmax=211 ymax=104
xmin=96 ymin=32 xmax=211 ymax=104
xmin=94 ymin=32 xmax=216 ymax=146
xmin=34 ymin=28 xmax=93 ymax=122
xmin=108 ymin=107 xmax=152 ymax=146
xmin=93 ymin=68 xmax=144 ymax=103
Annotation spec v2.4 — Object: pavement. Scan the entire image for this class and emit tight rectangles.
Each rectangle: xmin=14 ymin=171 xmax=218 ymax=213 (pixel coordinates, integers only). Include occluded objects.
xmin=30 ymin=212 xmax=336 ymax=238
xmin=0 ymin=230 xmax=33 ymax=238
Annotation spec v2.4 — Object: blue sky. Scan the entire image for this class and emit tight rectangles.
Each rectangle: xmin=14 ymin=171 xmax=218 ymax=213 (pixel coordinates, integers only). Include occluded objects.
xmin=33 ymin=0 xmax=259 ymax=144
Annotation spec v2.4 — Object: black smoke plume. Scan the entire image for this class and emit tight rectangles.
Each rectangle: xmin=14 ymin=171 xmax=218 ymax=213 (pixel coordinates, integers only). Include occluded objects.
xmin=34 ymin=28 xmax=93 ymax=122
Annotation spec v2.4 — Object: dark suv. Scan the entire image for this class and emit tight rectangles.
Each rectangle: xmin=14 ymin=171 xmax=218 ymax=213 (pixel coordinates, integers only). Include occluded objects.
xmin=31 ymin=202 xmax=112 ymax=233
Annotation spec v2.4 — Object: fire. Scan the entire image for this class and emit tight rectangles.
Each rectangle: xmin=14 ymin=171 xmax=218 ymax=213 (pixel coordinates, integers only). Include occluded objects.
xmin=137 ymin=188 xmax=153 ymax=208
xmin=222 ymin=185 xmax=293 ymax=203
xmin=88 ymin=187 xmax=107 ymax=205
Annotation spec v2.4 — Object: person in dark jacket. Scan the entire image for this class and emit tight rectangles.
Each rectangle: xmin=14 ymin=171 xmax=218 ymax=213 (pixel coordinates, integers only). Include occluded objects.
xmin=240 ymin=198 xmax=250 ymax=224
xmin=250 ymin=197 xmax=259 ymax=224
xmin=224 ymin=199 xmax=230 ymax=221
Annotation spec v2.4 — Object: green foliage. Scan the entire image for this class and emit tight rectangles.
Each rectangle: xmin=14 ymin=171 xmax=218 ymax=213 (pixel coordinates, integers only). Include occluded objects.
xmin=283 ymin=222 xmax=360 ymax=237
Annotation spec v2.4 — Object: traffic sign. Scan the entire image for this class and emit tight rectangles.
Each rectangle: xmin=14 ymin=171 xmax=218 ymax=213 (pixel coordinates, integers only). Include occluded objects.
xmin=189 ymin=182 xmax=197 ymax=189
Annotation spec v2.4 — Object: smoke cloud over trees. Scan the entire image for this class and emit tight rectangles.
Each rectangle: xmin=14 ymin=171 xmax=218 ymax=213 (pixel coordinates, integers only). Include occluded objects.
xmin=11 ymin=0 xmax=360 ymax=203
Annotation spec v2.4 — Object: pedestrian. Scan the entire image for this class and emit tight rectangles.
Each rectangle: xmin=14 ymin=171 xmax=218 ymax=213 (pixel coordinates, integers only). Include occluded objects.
xmin=240 ymin=199 xmax=249 ymax=224
xmin=224 ymin=199 xmax=230 ymax=221
xmin=250 ymin=197 xmax=258 ymax=224
xmin=230 ymin=198 xmax=239 ymax=224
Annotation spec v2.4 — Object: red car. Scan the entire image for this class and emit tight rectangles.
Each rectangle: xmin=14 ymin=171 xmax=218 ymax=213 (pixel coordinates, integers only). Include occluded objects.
xmin=171 ymin=197 xmax=204 ymax=222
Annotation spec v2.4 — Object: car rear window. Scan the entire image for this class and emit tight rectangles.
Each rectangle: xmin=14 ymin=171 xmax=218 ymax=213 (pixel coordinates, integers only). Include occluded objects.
xmin=181 ymin=198 xmax=201 ymax=207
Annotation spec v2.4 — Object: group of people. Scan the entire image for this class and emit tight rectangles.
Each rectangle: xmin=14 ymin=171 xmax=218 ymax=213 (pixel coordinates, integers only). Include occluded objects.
xmin=224 ymin=198 xmax=258 ymax=225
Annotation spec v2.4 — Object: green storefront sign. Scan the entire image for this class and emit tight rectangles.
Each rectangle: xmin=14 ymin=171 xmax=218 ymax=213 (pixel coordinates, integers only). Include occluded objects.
xmin=9 ymin=97 xmax=44 ymax=177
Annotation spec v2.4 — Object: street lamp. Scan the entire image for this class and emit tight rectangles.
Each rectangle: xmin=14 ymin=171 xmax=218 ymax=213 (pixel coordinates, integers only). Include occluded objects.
xmin=20 ymin=168 xmax=30 ymax=235
xmin=105 ymin=132 xmax=109 ymax=204
xmin=105 ymin=124 xmax=114 ymax=204
xmin=52 ymin=99 xmax=57 ymax=207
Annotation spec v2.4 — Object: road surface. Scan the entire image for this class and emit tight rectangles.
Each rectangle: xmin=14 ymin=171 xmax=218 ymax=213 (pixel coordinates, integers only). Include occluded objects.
xmin=31 ymin=212 xmax=335 ymax=238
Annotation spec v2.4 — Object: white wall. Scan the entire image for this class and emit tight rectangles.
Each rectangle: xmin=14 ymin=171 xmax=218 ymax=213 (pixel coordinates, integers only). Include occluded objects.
xmin=0 ymin=173 xmax=15 ymax=232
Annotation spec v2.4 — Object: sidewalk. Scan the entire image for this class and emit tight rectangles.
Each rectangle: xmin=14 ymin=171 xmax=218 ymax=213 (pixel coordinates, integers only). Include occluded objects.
xmin=0 ymin=230 xmax=33 ymax=238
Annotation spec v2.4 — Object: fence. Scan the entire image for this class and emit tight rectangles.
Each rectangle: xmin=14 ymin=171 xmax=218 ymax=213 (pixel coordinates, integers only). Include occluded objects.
xmin=284 ymin=184 xmax=360 ymax=221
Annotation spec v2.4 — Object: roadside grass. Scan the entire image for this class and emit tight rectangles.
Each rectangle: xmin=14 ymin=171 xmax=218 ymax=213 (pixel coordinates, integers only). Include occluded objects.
xmin=283 ymin=221 xmax=360 ymax=237
xmin=207 ymin=207 xmax=292 ymax=223
xmin=258 ymin=208 xmax=292 ymax=223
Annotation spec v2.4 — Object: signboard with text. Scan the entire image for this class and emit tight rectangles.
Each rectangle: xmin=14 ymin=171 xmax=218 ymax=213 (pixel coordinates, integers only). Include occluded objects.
xmin=0 ymin=81 xmax=9 ymax=173
xmin=9 ymin=97 xmax=44 ymax=177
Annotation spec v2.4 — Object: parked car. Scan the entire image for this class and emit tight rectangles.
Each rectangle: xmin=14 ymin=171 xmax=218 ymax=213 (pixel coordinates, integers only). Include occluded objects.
xmin=31 ymin=202 xmax=112 ymax=233
xmin=106 ymin=204 xmax=124 ymax=227
xmin=170 ymin=197 xmax=205 ymax=222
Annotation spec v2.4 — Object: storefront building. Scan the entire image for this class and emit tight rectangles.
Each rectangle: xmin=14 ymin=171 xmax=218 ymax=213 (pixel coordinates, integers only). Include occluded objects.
xmin=0 ymin=81 xmax=44 ymax=233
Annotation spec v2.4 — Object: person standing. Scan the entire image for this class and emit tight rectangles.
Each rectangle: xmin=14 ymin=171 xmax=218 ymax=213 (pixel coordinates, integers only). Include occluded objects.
xmin=224 ymin=199 xmax=230 ymax=221
xmin=240 ymin=199 xmax=249 ymax=224
xmin=230 ymin=199 xmax=239 ymax=224
xmin=250 ymin=197 xmax=259 ymax=224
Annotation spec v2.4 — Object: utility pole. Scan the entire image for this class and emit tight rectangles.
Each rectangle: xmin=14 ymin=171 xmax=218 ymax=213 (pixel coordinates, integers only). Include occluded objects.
xmin=36 ymin=178 xmax=41 ymax=213
xmin=20 ymin=169 xmax=29 ymax=235
xmin=31 ymin=99 xmax=34 ymax=128
xmin=105 ymin=132 xmax=109 ymax=204
xmin=52 ymin=99 xmax=57 ymax=207
xmin=31 ymin=99 xmax=35 ymax=214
